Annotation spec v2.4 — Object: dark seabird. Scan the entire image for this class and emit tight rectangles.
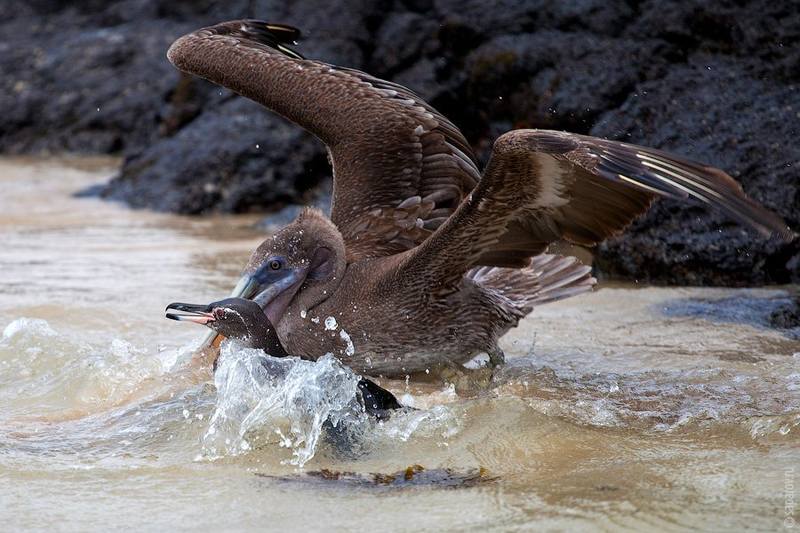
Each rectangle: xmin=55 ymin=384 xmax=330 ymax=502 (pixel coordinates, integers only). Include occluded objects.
xmin=166 ymin=20 xmax=794 ymax=377
xmin=166 ymin=298 xmax=401 ymax=416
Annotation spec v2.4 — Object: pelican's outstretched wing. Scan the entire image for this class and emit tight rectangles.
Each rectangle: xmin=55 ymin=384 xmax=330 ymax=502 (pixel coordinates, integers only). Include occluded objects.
xmin=167 ymin=20 xmax=479 ymax=261
xmin=400 ymin=129 xmax=794 ymax=288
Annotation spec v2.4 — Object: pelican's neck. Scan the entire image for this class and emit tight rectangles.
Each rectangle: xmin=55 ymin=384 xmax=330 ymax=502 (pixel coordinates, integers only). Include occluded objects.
xmin=291 ymin=245 xmax=347 ymax=315
xmin=275 ymin=208 xmax=348 ymax=326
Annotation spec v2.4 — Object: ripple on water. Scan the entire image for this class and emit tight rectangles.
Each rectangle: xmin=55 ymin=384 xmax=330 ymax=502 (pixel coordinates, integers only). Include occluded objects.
xmin=494 ymin=359 xmax=800 ymax=441
xmin=0 ymin=318 xmax=198 ymax=422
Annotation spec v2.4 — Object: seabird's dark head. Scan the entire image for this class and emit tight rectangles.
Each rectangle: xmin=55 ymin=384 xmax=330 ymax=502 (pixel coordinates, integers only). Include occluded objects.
xmin=165 ymin=297 xmax=287 ymax=356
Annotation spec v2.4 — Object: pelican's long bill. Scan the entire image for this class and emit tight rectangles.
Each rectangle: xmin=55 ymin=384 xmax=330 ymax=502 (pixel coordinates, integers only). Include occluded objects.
xmin=230 ymin=275 xmax=260 ymax=300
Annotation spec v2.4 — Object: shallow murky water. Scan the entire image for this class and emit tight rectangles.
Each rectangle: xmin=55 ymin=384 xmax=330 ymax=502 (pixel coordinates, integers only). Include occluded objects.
xmin=1 ymin=158 xmax=798 ymax=531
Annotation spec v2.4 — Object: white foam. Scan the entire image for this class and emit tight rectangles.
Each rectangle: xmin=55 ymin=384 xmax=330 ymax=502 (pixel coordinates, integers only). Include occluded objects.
xmin=2 ymin=317 xmax=57 ymax=340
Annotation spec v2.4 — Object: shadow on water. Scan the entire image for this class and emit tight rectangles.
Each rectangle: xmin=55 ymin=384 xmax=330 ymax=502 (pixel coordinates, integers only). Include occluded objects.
xmin=658 ymin=289 xmax=800 ymax=340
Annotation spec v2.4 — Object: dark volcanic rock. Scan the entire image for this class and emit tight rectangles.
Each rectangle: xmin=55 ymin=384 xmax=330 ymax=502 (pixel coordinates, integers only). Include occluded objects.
xmin=104 ymin=97 xmax=329 ymax=214
xmin=1 ymin=0 xmax=798 ymax=284
xmin=0 ymin=1 xmax=246 ymax=154
xmin=592 ymin=58 xmax=800 ymax=285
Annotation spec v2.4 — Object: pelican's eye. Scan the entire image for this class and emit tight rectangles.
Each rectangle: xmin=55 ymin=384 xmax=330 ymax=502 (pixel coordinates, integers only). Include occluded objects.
xmin=268 ymin=259 xmax=282 ymax=270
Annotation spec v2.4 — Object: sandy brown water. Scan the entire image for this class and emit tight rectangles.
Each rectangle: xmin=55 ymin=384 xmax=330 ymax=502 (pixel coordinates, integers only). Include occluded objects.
xmin=0 ymin=157 xmax=798 ymax=532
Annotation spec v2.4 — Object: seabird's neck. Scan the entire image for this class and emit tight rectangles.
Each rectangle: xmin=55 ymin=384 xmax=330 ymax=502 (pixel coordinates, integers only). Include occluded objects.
xmin=239 ymin=320 xmax=289 ymax=357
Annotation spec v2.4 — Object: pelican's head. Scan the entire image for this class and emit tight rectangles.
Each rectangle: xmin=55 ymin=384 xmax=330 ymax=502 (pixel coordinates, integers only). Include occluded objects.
xmin=231 ymin=208 xmax=346 ymax=325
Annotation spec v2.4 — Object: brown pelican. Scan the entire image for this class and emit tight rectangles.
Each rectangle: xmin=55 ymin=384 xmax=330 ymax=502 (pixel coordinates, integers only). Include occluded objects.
xmin=167 ymin=20 xmax=794 ymax=378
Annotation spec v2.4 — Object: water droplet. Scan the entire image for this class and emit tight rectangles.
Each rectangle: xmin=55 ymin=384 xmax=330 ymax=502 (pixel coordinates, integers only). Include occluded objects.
xmin=339 ymin=329 xmax=355 ymax=356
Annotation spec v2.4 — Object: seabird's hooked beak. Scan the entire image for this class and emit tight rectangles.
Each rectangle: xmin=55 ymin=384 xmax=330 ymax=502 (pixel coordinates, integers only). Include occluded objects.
xmin=165 ymin=302 xmax=215 ymax=325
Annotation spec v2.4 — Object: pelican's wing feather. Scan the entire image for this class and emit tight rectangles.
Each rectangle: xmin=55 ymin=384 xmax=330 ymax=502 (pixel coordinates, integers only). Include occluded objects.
xmin=399 ymin=129 xmax=793 ymax=289
xmin=168 ymin=20 xmax=479 ymax=261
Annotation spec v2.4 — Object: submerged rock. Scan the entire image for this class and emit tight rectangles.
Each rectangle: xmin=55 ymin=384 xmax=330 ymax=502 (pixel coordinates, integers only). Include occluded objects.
xmin=0 ymin=0 xmax=798 ymax=283
xmin=257 ymin=465 xmax=495 ymax=490
xmin=769 ymin=298 xmax=800 ymax=331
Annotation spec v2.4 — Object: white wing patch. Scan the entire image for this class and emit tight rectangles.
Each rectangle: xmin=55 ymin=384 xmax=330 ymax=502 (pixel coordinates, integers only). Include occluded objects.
xmin=532 ymin=154 xmax=570 ymax=209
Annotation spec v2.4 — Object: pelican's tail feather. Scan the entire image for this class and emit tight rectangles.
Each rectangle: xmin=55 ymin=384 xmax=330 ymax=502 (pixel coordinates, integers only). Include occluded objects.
xmin=469 ymin=254 xmax=596 ymax=317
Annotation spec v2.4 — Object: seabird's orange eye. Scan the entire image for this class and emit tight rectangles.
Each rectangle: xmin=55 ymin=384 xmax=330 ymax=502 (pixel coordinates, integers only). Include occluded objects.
xmin=269 ymin=259 xmax=282 ymax=270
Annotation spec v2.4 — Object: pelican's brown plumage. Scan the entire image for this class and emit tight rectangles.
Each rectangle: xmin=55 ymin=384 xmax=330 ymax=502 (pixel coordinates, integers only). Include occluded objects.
xmin=167 ymin=20 xmax=794 ymax=377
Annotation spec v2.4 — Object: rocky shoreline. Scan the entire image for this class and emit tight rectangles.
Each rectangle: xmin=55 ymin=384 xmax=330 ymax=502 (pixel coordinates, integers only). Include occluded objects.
xmin=1 ymin=0 xmax=797 ymax=284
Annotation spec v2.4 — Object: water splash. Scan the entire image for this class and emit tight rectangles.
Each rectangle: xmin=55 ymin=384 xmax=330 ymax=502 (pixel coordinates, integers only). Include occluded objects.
xmin=0 ymin=317 xmax=460 ymax=469
xmin=201 ymin=341 xmax=460 ymax=466
xmin=202 ymin=342 xmax=367 ymax=466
